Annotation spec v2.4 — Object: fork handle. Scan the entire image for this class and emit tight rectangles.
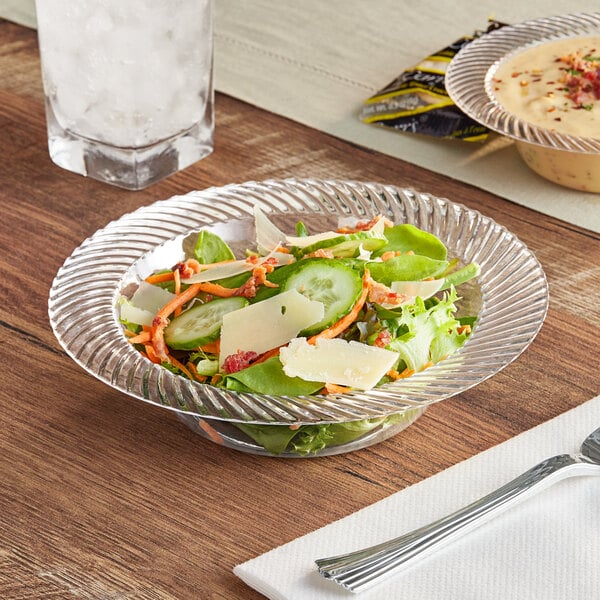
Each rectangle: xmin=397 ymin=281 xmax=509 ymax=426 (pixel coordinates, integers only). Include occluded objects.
xmin=316 ymin=453 xmax=593 ymax=592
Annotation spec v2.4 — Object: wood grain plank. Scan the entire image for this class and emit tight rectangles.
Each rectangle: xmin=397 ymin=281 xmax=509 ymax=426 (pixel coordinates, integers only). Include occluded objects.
xmin=0 ymin=18 xmax=598 ymax=600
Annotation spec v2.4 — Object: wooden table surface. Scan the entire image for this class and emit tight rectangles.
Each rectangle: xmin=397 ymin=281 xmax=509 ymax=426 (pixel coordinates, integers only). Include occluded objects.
xmin=1 ymin=18 xmax=599 ymax=599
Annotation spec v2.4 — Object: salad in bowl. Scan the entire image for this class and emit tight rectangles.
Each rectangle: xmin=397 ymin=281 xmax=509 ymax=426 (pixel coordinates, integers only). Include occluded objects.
xmin=119 ymin=206 xmax=479 ymax=454
xmin=48 ymin=179 xmax=548 ymax=458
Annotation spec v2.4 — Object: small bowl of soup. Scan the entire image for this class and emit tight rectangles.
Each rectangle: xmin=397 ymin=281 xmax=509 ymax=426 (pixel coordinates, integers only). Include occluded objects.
xmin=446 ymin=14 xmax=600 ymax=192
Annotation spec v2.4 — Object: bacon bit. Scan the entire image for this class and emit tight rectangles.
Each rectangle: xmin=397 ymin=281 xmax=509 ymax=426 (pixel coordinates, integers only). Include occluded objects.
xmin=380 ymin=250 xmax=401 ymax=261
xmin=322 ymin=383 xmax=353 ymax=395
xmin=175 ymin=259 xmax=203 ymax=279
xmin=222 ymin=350 xmax=259 ymax=374
xmin=511 ymin=71 xmax=521 ymax=78
xmin=304 ymin=248 xmax=335 ymax=259
xmin=233 ymin=263 xmax=279 ymax=298
xmin=373 ymin=329 xmax=391 ymax=348
xmin=245 ymin=254 xmax=261 ymax=265
xmin=556 ymin=50 xmax=600 ymax=108
xmin=457 ymin=324 xmax=472 ymax=335
xmin=335 ymin=215 xmax=392 ymax=234
xmin=289 ymin=424 xmax=301 ymax=430
xmin=387 ymin=367 xmax=415 ymax=380
xmin=368 ymin=279 xmax=406 ymax=306
xmin=145 ymin=258 xmax=203 ymax=284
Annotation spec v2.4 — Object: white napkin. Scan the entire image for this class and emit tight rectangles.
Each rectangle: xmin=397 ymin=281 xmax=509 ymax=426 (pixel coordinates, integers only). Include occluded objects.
xmin=234 ymin=395 xmax=600 ymax=599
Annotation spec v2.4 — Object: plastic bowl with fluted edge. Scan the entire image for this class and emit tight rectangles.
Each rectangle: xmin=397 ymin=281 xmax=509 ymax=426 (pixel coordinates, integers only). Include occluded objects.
xmin=48 ymin=179 xmax=549 ymax=457
xmin=446 ymin=13 xmax=600 ymax=192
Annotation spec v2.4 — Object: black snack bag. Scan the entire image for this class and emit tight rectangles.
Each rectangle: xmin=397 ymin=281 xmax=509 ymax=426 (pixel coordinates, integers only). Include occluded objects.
xmin=360 ymin=20 xmax=505 ymax=141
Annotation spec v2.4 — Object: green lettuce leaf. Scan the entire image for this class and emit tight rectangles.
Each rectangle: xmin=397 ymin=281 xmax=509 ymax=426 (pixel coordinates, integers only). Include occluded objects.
xmin=374 ymin=224 xmax=447 ymax=260
xmin=194 ymin=230 xmax=235 ymax=264
xmin=367 ymin=255 xmax=448 ymax=285
xmin=236 ymin=410 xmax=421 ymax=455
xmin=223 ymin=356 xmax=324 ymax=395
xmin=235 ymin=423 xmax=302 ymax=455
xmin=387 ymin=287 xmax=467 ymax=371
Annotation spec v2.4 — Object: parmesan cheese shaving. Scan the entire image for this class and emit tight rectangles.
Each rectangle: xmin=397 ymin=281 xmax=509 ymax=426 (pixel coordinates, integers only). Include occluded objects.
xmin=279 ymin=337 xmax=399 ymax=391
xmin=219 ymin=290 xmax=324 ymax=366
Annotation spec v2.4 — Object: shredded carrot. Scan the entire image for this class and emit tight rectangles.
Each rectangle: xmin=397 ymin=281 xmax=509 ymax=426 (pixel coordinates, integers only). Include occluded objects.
xmin=186 ymin=362 xmax=207 ymax=383
xmin=322 ymin=383 xmax=353 ymax=395
xmin=387 ymin=367 xmax=415 ymax=380
xmin=128 ymin=330 xmax=152 ymax=345
xmin=155 ymin=282 xmax=203 ymax=321
xmin=199 ymin=340 xmax=220 ymax=354
xmin=197 ymin=419 xmax=224 ymax=445
xmin=308 ymin=269 xmax=370 ymax=344
xmin=251 ymin=346 xmax=282 ymax=365
xmin=195 ymin=281 xmax=238 ymax=297
xmin=144 ymin=344 xmax=162 ymax=364
xmin=123 ymin=328 xmax=139 ymax=338
xmin=194 ymin=258 xmax=238 ymax=271
xmin=149 ymin=282 xmax=204 ymax=362
xmin=169 ymin=355 xmax=195 ymax=380
xmin=145 ymin=271 xmax=175 ymax=284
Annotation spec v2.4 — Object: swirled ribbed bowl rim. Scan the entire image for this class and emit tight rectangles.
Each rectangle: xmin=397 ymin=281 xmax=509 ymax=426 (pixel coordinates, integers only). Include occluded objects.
xmin=48 ymin=179 xmax=549 ymax=425
xmin=446 ymin=12 xmax=600 ymax=153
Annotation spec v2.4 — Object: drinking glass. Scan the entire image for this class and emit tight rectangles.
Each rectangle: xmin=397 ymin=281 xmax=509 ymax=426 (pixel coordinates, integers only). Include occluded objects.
xmin=35 ymin=0 xmax=214 ymax=190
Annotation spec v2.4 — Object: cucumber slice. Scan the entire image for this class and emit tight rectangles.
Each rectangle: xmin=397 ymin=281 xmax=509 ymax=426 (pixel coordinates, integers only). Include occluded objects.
xmin=281 ymin=259 xmax=362 ymax=336
xmin=292 ymin=231 xmax=387 ymax=258
xmin=164 ymin=296 xmax=248 ymax=350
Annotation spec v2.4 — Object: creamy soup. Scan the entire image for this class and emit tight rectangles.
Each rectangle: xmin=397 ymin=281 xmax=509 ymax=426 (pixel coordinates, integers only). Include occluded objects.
xmin=492 ymin=36 xmax=600 ymax=137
